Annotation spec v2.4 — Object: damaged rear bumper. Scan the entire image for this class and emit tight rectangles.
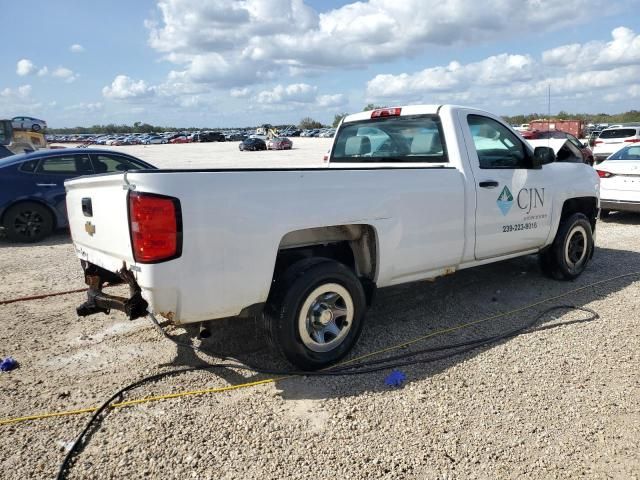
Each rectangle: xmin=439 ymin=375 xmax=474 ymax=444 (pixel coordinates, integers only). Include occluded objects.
xmin=76 ymin=262 xmax=148 ymax=320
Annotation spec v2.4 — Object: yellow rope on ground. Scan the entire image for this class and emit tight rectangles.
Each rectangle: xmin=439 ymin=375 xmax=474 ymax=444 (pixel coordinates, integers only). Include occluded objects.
xmin=1 ymin=271 xmax=637 ymax=427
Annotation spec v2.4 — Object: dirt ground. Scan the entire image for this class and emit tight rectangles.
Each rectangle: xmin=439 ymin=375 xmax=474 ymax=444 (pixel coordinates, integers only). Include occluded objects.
xmin=1 ymin=141 xmax=639 ymax=479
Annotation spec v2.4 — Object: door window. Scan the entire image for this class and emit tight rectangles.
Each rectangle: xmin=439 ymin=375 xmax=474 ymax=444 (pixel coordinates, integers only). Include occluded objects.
xmin=92 ymin=154 xmax=147 ymax=172
xmin=468 ymin=115 xmax=528 ymax=169
xmin=36 ymin=155 xmax=93 ymax=174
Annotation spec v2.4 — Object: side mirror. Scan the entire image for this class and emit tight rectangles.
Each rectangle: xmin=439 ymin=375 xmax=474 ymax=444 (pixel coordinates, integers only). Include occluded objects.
xmin=532 ymin=146 xmax=555 ymax=168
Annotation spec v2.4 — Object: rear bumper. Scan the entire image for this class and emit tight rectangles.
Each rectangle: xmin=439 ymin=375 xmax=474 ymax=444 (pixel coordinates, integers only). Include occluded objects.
xmin=601 ymin=199 xmax=640 ymax=213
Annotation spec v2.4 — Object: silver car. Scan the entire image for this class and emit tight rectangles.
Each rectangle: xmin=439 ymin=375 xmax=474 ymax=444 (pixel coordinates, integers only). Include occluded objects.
xmin=12 ymin=116 xmax=47 ymax=132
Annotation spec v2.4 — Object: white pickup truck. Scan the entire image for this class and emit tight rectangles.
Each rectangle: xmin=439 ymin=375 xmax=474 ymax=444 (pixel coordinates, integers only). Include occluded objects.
xmin=66 ymin=105 xmax=600 ymax=369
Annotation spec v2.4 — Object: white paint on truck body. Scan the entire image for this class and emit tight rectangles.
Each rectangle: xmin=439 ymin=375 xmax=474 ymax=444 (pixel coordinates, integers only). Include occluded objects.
xmin=65 ymin=105 xmax=600 ymax=324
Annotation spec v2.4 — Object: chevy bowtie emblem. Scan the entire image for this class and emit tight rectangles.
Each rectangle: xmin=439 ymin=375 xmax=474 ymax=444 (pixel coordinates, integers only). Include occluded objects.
xmin=85 ymin=221 xmax=96 ymax=236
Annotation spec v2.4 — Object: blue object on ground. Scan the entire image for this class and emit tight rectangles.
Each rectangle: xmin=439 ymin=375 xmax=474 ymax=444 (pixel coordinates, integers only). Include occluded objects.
xmin=384 ymin=369 xmax=406 ymax=387
xmin=0 ymin=357 xmax=18 ymax=372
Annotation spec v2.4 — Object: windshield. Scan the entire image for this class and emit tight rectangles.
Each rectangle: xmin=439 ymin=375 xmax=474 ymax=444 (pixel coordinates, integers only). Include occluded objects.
xmin=607 ymin=145 xmax=640 ymax=160
xmin=331 ymin=115 xmax=447 ymax=163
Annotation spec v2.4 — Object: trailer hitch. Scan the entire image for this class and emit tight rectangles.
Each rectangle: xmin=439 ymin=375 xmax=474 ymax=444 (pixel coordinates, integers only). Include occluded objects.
xmin=76 ymin=263 xmax=148 ymax=320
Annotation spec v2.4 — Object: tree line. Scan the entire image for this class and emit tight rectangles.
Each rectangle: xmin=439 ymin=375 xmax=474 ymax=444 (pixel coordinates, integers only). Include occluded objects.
xmin=47 ymin=108 xmax=640 ymax=135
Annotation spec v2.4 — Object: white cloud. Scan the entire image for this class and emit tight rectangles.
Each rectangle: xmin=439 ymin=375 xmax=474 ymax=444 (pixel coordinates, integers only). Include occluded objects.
xmin=37 ymin=67 xmax=49 ymax=77
xmin=367 ymin=54 xmax=534 ymax=98
xmin=542 ymin=26 xmax=640 ymax=70
xmin=365 ymin=26 xmax=640 ymax=112
xmin=257 ymin=83 xmax=318 ymax=104
xmin=255 ymin=83 xmax=346 ymax=108
xmin=70 ymin=44 xmax=85 ymax=53
xmin=230 ymin=87 xmax=250 ymax=98
xmin=52 ymin=67 xmax=78 ymax=83
xmin=145 ymin=0 xmax=603 ymax=87
xmin=1 ymin=85 xmax=32 ymax=99
xmin=66 ymin=102 xmax=103 ymax=111
xmin=16 ymin=59 xmax=36 ymax=76
xmin=102 ymin=75 xmax=156 ymax=100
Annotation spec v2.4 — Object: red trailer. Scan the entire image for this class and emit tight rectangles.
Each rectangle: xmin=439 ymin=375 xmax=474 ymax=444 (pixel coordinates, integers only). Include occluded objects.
xmin=529 ymin=119 xmax=584 ymax=138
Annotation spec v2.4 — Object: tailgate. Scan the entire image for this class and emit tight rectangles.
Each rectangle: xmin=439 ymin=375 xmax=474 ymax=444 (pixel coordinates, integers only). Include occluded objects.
xmin=65 ymin=174 xmax=134 ymax=272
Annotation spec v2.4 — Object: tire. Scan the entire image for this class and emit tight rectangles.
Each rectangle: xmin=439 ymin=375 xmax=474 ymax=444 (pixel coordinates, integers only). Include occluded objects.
xmin=539 ymin=213 xmax=593 ymax=280
xmin=265 ymin=258 xmax=367 ymax=370
xmin=2 ymin=202 xmax=54 ymax=243
xmin=600 ymin=209 xmax=610 ymax=219
xmin=32 ymin=124 xmax=41 ymax=132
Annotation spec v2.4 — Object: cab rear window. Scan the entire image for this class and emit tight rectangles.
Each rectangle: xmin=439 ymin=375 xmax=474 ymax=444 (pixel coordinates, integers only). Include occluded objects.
xmin=331 ymin=115 xmax=448 ymax=164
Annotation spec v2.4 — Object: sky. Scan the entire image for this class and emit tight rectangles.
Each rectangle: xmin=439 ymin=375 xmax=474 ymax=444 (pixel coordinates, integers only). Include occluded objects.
xmin=1 ymin=0 xmax=639 ymax=128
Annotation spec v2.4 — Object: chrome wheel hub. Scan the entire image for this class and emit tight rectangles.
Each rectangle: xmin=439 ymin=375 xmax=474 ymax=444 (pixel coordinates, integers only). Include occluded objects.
xmin=299 ymin=283 xmax=354 ymax=353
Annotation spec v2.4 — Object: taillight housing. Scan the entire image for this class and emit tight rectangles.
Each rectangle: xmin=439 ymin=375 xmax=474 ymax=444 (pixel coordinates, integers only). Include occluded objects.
xmin=594 ymin=140 xmax=603 ymax=144
xmin=128 ymin=192 xmax=182 ymax=263
xmin=596 ymin=170 xmax=614 ymax=178
xmin=371 ymin=107 xmax=402 ymax=118
xmin=624 ymin=138 xmax=640 ymax=143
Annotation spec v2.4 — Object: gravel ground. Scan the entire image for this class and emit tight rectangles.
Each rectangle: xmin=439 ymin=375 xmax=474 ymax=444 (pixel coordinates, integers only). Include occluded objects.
xmin=1 ymin=142 xmax=639 ymax=479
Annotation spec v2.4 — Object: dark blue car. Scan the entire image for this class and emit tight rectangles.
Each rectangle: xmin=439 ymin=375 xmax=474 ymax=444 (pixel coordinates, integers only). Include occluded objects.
xmin=0 ymin=148 xmax=155 ymax=242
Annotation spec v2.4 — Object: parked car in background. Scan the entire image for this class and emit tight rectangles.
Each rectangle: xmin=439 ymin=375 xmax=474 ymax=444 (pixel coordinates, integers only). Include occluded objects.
xmin=239 ymin=137 xmax=266 ymax=151
xmin=0 ymin=149 xmax=155 ymax=242
xmin=596 ymin=145 xmax=640 ymax=217
xmin=266 ymin=137 xmax=293 ymax=150
xmin=531 ymin=130 xmax=594 ymax=165
xmin=587 ymin=130 xmax=602 ymax=148
xmin=592 ymin=126 xmax=640 ymax=164
xmin=144 ymin=135 xmax=167 ymax=144
xmin=12 ymin=116 xmax=47 ymax=132
xmin=169 ymin=136 xmax=191 ymax=144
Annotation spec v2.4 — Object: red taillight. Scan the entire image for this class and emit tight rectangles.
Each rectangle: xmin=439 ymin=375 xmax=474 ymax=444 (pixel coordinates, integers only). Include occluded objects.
xmin=624 ymin=138 xmax=640 ymax=143
xmin=128 ymin=192 xmax=182 ymax=263
xmin=596 ymin=170 xmax=613 ymax=178
xmin=594 ymin=140 xmax=603 ymax=144
xmin=371 ymin=107 xmax=402 ymax=118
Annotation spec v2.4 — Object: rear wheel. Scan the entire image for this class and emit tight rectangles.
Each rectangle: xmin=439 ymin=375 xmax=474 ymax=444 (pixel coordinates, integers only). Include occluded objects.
xmin=265 ymin=258 xmax=367 ymax=370
xmin=2 ymin=202 xmax=54 ymax=243
xmin=32 ymin=124 xmax=41 ymax=132
xmin=539 ymin=213 xmax=593 ymax=280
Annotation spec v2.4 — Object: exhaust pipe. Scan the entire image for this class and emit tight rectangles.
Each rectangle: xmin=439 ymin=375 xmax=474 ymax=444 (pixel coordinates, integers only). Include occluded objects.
xmin=198 ymin=323 xmax=211 ymax=339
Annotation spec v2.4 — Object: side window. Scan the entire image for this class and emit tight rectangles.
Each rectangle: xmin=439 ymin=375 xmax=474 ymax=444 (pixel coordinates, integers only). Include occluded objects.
xmin=37 ymin=155 xmax=93 ymax=174
xmin=19 ymin=159 xmax=40 ymax=173
xmin=93 ymin=154 xmax=145 ymax=173
xmin=468 ymin=115 xmax=528 ymax=169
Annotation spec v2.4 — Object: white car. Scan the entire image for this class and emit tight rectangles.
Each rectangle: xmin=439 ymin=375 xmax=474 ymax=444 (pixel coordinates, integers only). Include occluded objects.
xmin=596 ymin=144 xmax=640 ymax=216
xmin=592 ymin=126 xmax=640 ymax=163
xmin=12 ymin=116 xmax=47 ymax=132
xmin=144 ymin=136 xmax=167 ymax=144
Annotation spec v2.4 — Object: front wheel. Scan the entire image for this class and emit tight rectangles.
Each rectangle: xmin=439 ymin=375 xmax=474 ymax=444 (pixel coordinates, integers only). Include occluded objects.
xmin=265 ymin=258 xmax=367 ymax=370
xmin=540 ymin=213 xmax=593 ymax=280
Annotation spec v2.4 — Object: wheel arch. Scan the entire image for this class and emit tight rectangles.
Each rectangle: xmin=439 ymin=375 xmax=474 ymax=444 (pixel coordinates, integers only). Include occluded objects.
xmin=272 ymin=224 xmax=379 ymax=305
xmin=559 ymin=196 xmax=598 ymax=233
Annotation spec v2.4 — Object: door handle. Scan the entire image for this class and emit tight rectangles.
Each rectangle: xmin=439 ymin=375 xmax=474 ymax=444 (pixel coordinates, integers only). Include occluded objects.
xmin=479 ymin=180 xmax=499 ymax=188
xmin=36 ymin=183 xmax=58 ymax=187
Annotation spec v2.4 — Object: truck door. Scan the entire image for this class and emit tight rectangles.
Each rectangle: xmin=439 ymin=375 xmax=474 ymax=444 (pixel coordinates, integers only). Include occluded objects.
xmin=459 ymin=112 xmax=553 ymax=260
